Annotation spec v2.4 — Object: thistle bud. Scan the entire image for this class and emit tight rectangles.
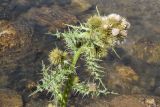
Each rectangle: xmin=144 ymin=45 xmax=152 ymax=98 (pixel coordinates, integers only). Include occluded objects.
xmin=48 ymin=48 xmax=67 ymax=65
xmin=87 ymin=15 xmax=102 ymax=29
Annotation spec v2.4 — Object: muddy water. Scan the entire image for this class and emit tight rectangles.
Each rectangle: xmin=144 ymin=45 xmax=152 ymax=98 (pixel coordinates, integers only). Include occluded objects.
xmin=0 ymin=0 xmax=160 ymax=107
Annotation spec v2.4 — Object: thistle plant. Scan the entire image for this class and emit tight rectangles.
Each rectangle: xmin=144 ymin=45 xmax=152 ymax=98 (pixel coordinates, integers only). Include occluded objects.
xmin=33 ymin=12 xmax=130 ymax=107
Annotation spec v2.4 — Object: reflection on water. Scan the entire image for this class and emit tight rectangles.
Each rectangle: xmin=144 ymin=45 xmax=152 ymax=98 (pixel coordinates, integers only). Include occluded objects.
xmin=0 ymin=0 xmax=160 ymax=107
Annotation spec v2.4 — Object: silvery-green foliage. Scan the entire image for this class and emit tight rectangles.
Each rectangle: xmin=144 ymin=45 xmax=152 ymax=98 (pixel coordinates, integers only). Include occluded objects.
xmin=34 ymin=11 xmax=130 ymax=107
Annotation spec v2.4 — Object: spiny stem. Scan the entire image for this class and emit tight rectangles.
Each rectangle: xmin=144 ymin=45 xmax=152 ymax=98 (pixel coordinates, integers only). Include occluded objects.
xmin=60 ymin=47 xmax=83 ymax=107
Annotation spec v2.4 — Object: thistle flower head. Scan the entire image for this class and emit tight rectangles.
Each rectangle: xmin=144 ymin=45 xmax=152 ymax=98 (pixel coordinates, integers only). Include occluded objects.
xmin=101 ymin=16 xmax=108 ymax=21
xmin=108 ymin=13 xmax=122 ymax=22
xmin=102 ymin=24 xmax=109 ymax=30
xmin=84 ymin=13 xmax=130 ymax=58
xmin=87 ymin=15 xmax=102 ymax=29
xmin=120 ymin=30 xmax=128 ymax=36
xmin=48 ymin=48 xmax=67 ymax=65
xmin=112 ymin=28 xmax=120 ymax=36
xmin=121 ymin=18 xmax=131 ymax=29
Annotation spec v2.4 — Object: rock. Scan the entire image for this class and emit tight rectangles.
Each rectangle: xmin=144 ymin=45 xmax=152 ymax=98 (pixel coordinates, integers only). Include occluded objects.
xmin=109 ymin=95 xmax=145 ymax=107
xmin=25 ymin=100 xmax=55 ymax=107
xmin=0 ymin=73 xmax=8 ymax=88
xmin=107 ymin=64 xmax=139 ymax=93
xmin=22 ymin=5 xmax=78 ymax=32
xmin=0 ymin=19 xmax=33 ymax=70
xmin=131 ymin=86 xmax=143 ymax=94
xmin=73 ymin=95 xmax=160 ymax=107
xmin=140 ymin=77 xmax=156 ymax=91
xmin=0 ymin=89 xmax=23 ymax=107
xmin=86 ymin=100 xmax=110 ymax=107
xmin=0 ymin=0 xmax=11 ymax=20
xmin=55 ymin=0 xmax=71 ymax=6
xmin=0 ymin=19 xmax=33 ymax=53
xmin=115 ymin=64 xmax=139 ymax=81
xmin=70 ymin=0 xmax=92 ymax=13
xmin=154 ymin=87 xmax=160 ymax=96
xmin=132 ymin=38 xmax=160 ymax=64
xmin=0 ymin=20 xmax=17 ymax=52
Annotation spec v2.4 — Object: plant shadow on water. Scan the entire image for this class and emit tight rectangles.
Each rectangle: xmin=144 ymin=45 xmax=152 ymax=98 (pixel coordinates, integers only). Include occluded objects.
xmin=0 ymin=0 xmax=160 ymax=107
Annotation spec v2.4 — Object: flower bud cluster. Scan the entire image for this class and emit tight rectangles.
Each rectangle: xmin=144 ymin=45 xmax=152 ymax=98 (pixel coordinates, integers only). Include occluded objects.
xmin=49 ymin=48 xmax=67 ymax=65
xmin=86 ymin=13 xmax=130 ymax=58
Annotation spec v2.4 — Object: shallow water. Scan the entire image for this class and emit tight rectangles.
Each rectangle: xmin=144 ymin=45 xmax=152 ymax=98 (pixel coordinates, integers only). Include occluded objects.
xmin=0 ymin=0 xmax=160 ymax=107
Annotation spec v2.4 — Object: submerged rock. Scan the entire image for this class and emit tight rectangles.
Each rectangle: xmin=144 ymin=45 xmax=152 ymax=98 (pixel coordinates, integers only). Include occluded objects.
xmin=132 ymin=38 xmax=160 ymax=64
xmin=0 ymin=19 xmax=33 ymax=71
xmin=0 ymin=72 xmax=8 ymax=88
xmin=0 ymin=73 xmax=8 ymax=88
xmin=154 ymin=87 xmax=160 ymax=96
xmin=0 ymin=0 xmax=11 ymax=20
xmin=107 ymin=64 xmax=139 ymax=93
xmin=0 ymin=20 xmax=17 ymax=52
xmin=0 ymin=89 xmax=23 ymax=107
xmin=55 ymin=0 xmax=71 ymax=6
xmin=73 ymin=94 xmax=160 ymax=107
xmin=22 ymin=5 xmax=78 ymax=32
xmin=70 ymin=0 xmax=92 ymax=13
xmin=109 ymin=95 xmax=145 ymax=107
xmin=25 ymin=100 xmax=47 ymax=107
xmin=0 ymin=20 xmax=33 ymax=53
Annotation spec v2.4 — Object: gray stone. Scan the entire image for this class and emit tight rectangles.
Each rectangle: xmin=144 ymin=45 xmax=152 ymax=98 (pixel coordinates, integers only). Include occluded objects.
xmin=0 ymin=89 xmax=23 ymax=107
xmin=154 ymin=87 xmax=160 ymax=96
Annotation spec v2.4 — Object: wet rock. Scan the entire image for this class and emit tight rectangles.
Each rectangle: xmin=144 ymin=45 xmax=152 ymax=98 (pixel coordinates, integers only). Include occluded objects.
xmin=0 ymin=19 xmax=33 ymax=70
xmin=22 ymin=5 xmax=78 ymax=32
xmin=0 ymin=20 xmax=19 ymax=52
xmin=140 ymin=77 xmax=156 ymax=91
xmin=115 ymin=64 xmax=139 ymax=81
xmin=70 ymin=0 xmax=92 ymax=13
xmin=0 ymin=89 xmax=23 ymax=107
xmin=0 ymin=0 xmax=11 ymax=20
xmin=109 ymin=95 xmax=145 ymax=107
xmin=132 ymin=38 xmax=160 ymax=64
xmin=55 ymin=0 xmax=71 ymax=6
xmin=10 ymin=0 xmax=55 ymax=9
xmin=107 ymin=64 xmax=139 ymax=93
xmin=154 ymin=87 xmax=160 ymax=96
xmin=86 ymin=100 xmax=110 ymax=107
xmin=25 ymin=100 xmax=54 ymax=107
xmin=0 ymin=20 xmax=32 ymax=53
xmin=0 ymin=73 xmax=8 ymax=88
xmin=74 ymin=95 xmax=160 ymax=107
xmin=131 ymin=86 xmax=143 ymax=94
